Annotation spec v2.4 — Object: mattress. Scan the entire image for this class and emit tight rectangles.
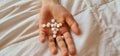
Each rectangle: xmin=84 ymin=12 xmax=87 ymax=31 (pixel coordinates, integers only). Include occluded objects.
xmin=0 ymin=0 xmax=120 ymax=56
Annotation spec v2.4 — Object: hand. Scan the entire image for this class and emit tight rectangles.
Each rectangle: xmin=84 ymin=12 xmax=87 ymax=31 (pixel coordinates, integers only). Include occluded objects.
xmin=39 ymin=0 xmax=81 ymax=56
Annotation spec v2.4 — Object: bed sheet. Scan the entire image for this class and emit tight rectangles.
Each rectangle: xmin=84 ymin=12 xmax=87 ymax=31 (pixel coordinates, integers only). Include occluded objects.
xmin=0 ymin=0 xmax=120 ymax=56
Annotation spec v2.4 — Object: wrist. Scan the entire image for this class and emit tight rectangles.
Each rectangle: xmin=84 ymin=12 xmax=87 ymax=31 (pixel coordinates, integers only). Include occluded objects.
xmin=42 ymin=0 xmax=60 ymax=5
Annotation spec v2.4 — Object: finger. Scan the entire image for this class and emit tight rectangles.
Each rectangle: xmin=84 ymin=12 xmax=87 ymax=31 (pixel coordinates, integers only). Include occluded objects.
xmin=65 ymin=15 xmax=81 ymax=35
xmin=56 ymin=36 xmax=68 ymax=56
xmin=39 ymin=9 xmax=48 ymax=43
xmin=39 ymin=8 xmax=51 ymax=43
xmin=39 ymin=31 xmax=46 ymax=43
xmin=63 ymin=32 xmax=76 ymax=55
xmin=58 ymin=25 xmax=68 ymax=35
xmin=48 ymin=36 xmax=57 ymax=55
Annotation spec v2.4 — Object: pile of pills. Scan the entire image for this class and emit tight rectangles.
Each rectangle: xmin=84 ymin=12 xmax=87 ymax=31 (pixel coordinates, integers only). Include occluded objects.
xmin=42 ymin=19 xmax=62 ymax=38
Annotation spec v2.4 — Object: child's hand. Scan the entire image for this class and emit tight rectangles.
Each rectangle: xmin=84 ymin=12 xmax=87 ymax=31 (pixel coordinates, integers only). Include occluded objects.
xmin=39 ymin=0 xmax=81 ymax=56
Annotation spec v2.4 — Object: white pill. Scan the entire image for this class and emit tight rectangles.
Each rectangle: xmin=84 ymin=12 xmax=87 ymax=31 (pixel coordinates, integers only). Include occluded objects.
xmin=47 ymin=22 xmax=51 ymax=25
xmin=51 ymin=28 xmax=56 ymax=31
xmin=57 ymin=24 xmax=60 ymax=28
xmin=53 ymin=34 xmax=56 ymax=38
xmin=51 ymin=24 xmax=54 ymax=27
xmin=55 ymin=22 xmax=57 ymax=25
xmin=46 ymin=22 xmax=50 ymax=27
xmin=53 ymin=31 xmax=57 ymax=34
xmin=42 ymin=24 xmax=46 ymax=27
xmin=59 ymin=23 xmax=62 ymax=26
xmin=51 ymin=19 xmax=55 ymax=23
xmin=53 ymin=22 xmax=57 ymax=27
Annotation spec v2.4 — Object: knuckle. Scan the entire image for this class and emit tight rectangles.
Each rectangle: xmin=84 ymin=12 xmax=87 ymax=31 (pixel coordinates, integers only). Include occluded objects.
xmin=40 ymin=28 xmax=46 ymax=33
xmin=68 ymin=39 xmax=73 ymax=44
xmin=64 ymin=32 xmax=71 ymax=40
xmin=40 ymin=38 xmax=45 ymax=43
xmin=59 ymin=27 xmax=68 ymax=34
xmin=68 ymin=44 xmax=76 ymax=55
xmin=72 ymin=22 xmax=78 ymax=27
xmin=74 ymin=22 xmax=78 ymax=26
xmin=70 ymin=48 xmax=76 ymax=55
xmin=68 ymin=14 xmax=73 ymax=18
xmin=65 ymin=36 xmax=70 ymax=40
xmin=61 ymin=12 xmax=69 ymax=17
xmin=66 ymin=18 xmax=74 ymax=27
xmin=40 ymin=31 xmax=45 ymax=35
xmin=49 ymin=38 xmax=54 ymax=42
xmin=62 ymin=50 xmax=68 ymax=56
xmin=51 ymin=48 xmax=57 ymax=55
xmin=60 ymin=43 xmax=65 ymax=48
xmin=56 ymin=37 xmax=62 ymax=42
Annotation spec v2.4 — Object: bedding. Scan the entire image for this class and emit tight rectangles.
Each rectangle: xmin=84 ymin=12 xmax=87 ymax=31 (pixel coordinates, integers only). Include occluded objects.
xmin=0 ymin=0 xmax=120 ymax=56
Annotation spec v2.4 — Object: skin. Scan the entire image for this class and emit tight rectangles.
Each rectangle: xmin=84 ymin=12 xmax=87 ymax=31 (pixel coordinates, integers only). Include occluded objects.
xmin=39 ymin=0 xmax=81 ymax=56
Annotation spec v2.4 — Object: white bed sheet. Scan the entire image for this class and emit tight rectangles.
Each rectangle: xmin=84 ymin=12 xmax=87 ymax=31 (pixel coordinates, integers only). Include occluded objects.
xmin=0 ymin=0 xmax=120 ymax=56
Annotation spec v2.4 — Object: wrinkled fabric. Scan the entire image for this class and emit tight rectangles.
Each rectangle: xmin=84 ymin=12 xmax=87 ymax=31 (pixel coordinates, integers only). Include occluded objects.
xmin=0 ymin=0 xmax=120 ymax=56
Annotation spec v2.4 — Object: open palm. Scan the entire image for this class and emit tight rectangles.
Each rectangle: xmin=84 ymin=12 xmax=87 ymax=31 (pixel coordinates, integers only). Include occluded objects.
xmin=39 ymin=3 xmax=80 ymax=56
